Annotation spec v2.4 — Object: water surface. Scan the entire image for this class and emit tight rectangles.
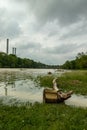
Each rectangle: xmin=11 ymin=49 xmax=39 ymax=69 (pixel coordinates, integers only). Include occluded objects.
xmin=65 ymin=94 xmax=87 ymax=108
xmin=0 ymin=69 xmax=54 ymax=105
xmin=0 ymin=69 xmax=87 ymax=108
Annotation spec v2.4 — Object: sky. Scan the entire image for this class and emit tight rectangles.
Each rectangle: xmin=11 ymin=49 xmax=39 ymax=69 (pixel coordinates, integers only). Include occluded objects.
xmin=0 ymin=0 xmax=87 ymax=65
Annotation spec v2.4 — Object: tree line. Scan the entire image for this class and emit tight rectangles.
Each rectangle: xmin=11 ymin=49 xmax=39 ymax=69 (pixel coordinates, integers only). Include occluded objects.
xmin=61 ymin=52 xmax=87 ymax=69
xmin=0 ymin=52 xmax=87 ymax=69
xmin=0 ymin=52 xmax=57 ymax=68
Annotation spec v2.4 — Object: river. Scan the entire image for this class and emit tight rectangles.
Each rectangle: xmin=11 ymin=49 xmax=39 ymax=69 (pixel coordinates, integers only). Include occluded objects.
xmin=0 ymin=68 xmax=87 ymax=108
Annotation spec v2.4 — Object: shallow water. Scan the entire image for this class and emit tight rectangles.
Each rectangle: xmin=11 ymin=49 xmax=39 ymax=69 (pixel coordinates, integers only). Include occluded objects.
xmin=0 ymin=69 xmax=54 ymax=105
xmin=65 ymin=94 xmax=87 ymax=108
xmin=0 ymin=80 xmax=44 ymax=104
xmin=0 ymin=68 xmax=87 ymax=108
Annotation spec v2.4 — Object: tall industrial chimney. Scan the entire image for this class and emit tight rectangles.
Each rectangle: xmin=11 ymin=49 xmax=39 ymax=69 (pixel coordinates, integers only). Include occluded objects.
xmin=12 ymin=47 xmax=14 ymax=55
xmin=6 ymin=38 xmax=9 ymax=54
xmin=12 ymin=47 xmax=16 ymax=55
xmin=15 ymin=48 xmax=16 ymax=55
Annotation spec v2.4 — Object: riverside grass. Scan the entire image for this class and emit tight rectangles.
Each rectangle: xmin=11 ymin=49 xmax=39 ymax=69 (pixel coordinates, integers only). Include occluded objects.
xmin=0 ymin=103 xmax=87 ymax=130
xmin=38 ymin=70 xmax=87 ymax=95
xmin=0 ymin=70 xmax=87 ymax=130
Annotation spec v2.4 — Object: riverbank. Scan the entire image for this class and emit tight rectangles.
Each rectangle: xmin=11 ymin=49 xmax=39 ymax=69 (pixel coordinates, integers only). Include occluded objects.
xmin=0 ymin=70 xmax=87 ymax=130
xmin=38 ymin=70 xmax=87 ymax=95
xmin=0 ymin=102 xmax=87 ymax=130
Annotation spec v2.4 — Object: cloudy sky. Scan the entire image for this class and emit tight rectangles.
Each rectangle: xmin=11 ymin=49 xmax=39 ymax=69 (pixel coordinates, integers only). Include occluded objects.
xmin=0 ymin=0 xmax=87 ymax=65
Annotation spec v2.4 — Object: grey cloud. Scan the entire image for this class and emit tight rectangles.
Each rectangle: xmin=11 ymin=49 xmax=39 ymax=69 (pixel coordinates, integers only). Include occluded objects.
xmin=48 ymin=30 xmax=58 ymax=37
xmin=17 ymin=41 xmax=41 ymax=50
xmin=44 ymin=43 xmax=83 ymax=54
xmin=0 ymin=20 xmax=21 ymax=39
xmin=60 ymin=21 xmax=87 ymax=40
xmin=26 ymin=0 xmax=87 ymax=26
xmin=1 ymin=0 xmax=87 ymax=65
xmin=0 ymin=8 xmax=22 ymax=39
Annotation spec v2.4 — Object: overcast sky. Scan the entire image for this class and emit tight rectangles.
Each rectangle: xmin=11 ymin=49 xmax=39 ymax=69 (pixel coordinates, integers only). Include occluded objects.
xmin=0 ymin=0 xmax=87 ymax=65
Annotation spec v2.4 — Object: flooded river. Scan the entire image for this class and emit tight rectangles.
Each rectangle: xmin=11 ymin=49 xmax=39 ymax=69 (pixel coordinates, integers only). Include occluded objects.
xmin=0 ymin=69 xmax=55 ymax=105
xmin=0 ymin=69 xmax=87 ymax=108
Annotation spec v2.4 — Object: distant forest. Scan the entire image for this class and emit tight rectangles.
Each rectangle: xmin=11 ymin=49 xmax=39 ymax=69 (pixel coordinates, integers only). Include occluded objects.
xmin=0 ymin=52 xmax=87 ymax=69
xmin=62 ymin=52 xmax=87 ymax=69
xmin=0 ymin=52 xmax=57 ymax=68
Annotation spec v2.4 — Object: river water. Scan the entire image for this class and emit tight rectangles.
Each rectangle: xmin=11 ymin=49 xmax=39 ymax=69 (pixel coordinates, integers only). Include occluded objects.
xmin=0 ymin=68 xmax=55 ymax=105
xmin=0 ymin=68 xmax=87 ymax=108
xmin=65 ymin=94 xmax=87 ymax=108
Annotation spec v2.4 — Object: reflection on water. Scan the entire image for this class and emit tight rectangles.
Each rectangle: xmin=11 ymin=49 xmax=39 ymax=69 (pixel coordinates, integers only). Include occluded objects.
xmin=0 ymin=69 xmax=54 ymax=105
xmin=0 ymin=69 xmax=87 ymax=108
xmin=4 ymin=86 xmax=7 ymax=96
xmin=0 ymin=80 xmax=43 ymax=105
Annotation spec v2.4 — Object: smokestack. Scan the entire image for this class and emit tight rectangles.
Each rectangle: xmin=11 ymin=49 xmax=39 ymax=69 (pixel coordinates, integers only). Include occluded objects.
xmin=15 ymin=48 xmax=16 ymax=55
xmin=12 ymin=47 xmax=14 ymax=55
xmin=12 ymin=47 xmax=16 ymax=55
xmin=6 ymin=39 xmax=9 ymax=54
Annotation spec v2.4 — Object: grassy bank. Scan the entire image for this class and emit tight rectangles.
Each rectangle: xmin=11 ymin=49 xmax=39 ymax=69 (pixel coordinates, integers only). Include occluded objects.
xmin=39 ymin=70 xmax=87 ymax=95
xmin=0 ymin=103 xmax=87 ymax=130
xmin=0 ymin=70 xmax=87 ymax=130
